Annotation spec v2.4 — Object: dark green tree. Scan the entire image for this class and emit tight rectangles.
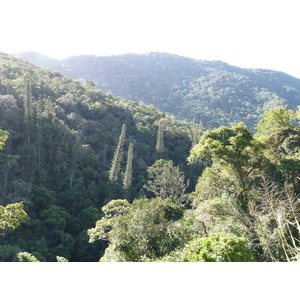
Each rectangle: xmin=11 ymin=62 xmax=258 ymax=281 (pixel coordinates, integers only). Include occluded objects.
xmin=23 ymin=77 xmax=33 ymax=145
xmin=156 ymin=120 xmax=165 ymax=153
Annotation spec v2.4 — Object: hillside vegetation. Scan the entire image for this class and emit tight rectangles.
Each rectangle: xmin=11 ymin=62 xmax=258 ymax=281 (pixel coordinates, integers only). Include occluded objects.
xmin=0 ymin=52 xmax=198 ymax=261
xmin=22 ymin=51 xmax=300 ymax=130
xmin=2 ymin=52 xmax=300 ymax=262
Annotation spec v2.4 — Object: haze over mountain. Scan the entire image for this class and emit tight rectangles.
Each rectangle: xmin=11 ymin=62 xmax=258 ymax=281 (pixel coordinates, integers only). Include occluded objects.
xmin=21 ymin=51 xmax=300 ymax=130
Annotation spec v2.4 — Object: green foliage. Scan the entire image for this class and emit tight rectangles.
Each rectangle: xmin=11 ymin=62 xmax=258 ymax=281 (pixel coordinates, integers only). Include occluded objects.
xmin=156 ymin=120 xmax=165 ymax=153
xmin=0 ymin=129 xmax=9 ymax=150
xmin=189 ymin=122 xmax=255 ymax=165
xmin=109 ymin=124 xmax=126 ymax=183
xmin=188 ymin=108 xmax=300 ymax=262
xmin=195 ymin=194 xmax=250 ymax=238
xmin=191 ymin=166 xmax=235 ymax=206
xmin=188 ymin=233 xmax=254 ymax=262
xmin=56 ymin=256 xmax=69 ymax=262
xmin=101 ymin=199 xmax=130 ymax=218
xmin=78 ymin=206 xmax=101 ymax=228
xmin=160 ymin=233 xmax=254 ymax=262
xmin=0 ymin=202 xmax=28 ymax=236
xmin=0 ymin=245 xmax=22 ymax=262
xmin=255 ymin=107 xmax=300 ymax=192
xmin=256 ymin=106 xmax=297 ymax=138
xmin=191 ymin=120 xmax=204 ymax=147
xmin=144 ymin=159 xmax=189 ymax=204
xmin=40 ymin=205 xmax=68 ymax=231
xmin=189 ymin=122 xmax=266 ymax=207
xmin=38 ymin=52 xmax=300 ymax=130
xmin=123 ymin=143 xmax=134 ymax=198
xmin=248 ymin=178 xmax=300 ymax=262
xmin=87 ymin=199 xmax=130 ymax=243
xmin=17 ymin=252 xmax=40 ymax=262
xmin=89 ymin=198 xmax=201 ymax=261
xmin=3 ymin=52 xmax=300 ymax=262
xmin=0 ymin=53 xmax=193 ymax=261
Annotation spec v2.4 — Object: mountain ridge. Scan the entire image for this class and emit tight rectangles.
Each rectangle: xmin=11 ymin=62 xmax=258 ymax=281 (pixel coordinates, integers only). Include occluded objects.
xmin=19 ymin=51 xmax=300 ymax=130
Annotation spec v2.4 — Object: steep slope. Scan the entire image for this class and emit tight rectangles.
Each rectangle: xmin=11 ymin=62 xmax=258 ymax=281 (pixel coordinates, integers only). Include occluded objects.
xmin=0 ymin=52 xmax=197 ymax=261
xmin=33 ymin=52 xmax=300 ymax=130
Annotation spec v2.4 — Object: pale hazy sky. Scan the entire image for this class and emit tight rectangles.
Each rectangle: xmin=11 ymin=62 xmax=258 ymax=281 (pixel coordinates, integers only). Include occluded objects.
xmin=2 ymin=0 xmax=300 ymax=78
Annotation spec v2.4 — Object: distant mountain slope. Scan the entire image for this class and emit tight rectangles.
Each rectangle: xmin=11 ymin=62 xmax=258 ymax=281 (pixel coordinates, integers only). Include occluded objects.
xmin=19 ymin=51 xmax=60 ymax=69
xmin=22 ymin=52 xmax=300 ymax=130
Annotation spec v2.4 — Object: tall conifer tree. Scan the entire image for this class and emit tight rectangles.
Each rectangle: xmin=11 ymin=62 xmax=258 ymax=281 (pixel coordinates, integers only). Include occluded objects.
xmin=24 ymin=78 xmax=33 ymax=145
xmin=123 ymin=143 xmax=134 ymax=200
xmin=156 ymin=121 xmax=165 ymax=153
xmin=109 ymin=124 xmax=127 ymax=198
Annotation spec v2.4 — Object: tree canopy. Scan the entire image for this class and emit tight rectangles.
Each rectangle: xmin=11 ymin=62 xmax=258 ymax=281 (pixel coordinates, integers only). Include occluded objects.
xmin=1 ymin=52 xmax=300 ymax=262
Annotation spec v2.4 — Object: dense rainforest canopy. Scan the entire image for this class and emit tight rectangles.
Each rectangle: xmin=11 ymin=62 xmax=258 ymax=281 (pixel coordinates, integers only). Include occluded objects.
xmin=0 ymin=52 xmax=199 ymax=261
xmin=1 ymin=52 xmax=300 ymax=262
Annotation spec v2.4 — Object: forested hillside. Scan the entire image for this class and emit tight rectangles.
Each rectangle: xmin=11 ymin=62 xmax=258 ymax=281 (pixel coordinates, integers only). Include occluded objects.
xmin=2 ymin=52 xmax=300 ymax=262
xmin=22 ymin=52 xmax=300 ymax=130
xmin=0 ymin=52 xmax=199 ymax=261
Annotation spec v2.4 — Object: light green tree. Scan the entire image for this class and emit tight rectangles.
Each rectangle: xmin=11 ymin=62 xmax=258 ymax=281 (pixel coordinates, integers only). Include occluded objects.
xmin=109 ymin=124 xmax=127 ymax=199
xmin=188 ymin=122 xmax=265 ymax=208
xmin=109 ymin=124 xmax=127 ymax=183
xmin=88 ymin=199 xmax=130 ymax=243
xmin=159 ymin=232 xmax=254 ymax=262
xmin=16 ymin=252 xmax=69 ymax=262
xmin=123 ymin=143 xmax=134 ymax=200
xmin=0 ymin=202 xmax=28 ymax=236
xmin=56 ymin=256 xmax=69 ymax=262
xmin=255 ymin=107 xmax=300 ymax=191
xmin=256 ymin=106 xmax=296 ymax=139
xmin=0 ymin=129 xmax=9 ymax=150
xmin=17 ymin=252 xmax=40 ymax=262
xmin=144 ymin=159 xmax=189 ymax=205
xmin=88 ymin=198 xmax=199 ymax=262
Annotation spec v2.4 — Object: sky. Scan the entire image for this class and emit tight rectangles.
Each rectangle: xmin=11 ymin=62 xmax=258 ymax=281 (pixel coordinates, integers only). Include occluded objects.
xmin=1 ymin=0 xmax=300 ymax=78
